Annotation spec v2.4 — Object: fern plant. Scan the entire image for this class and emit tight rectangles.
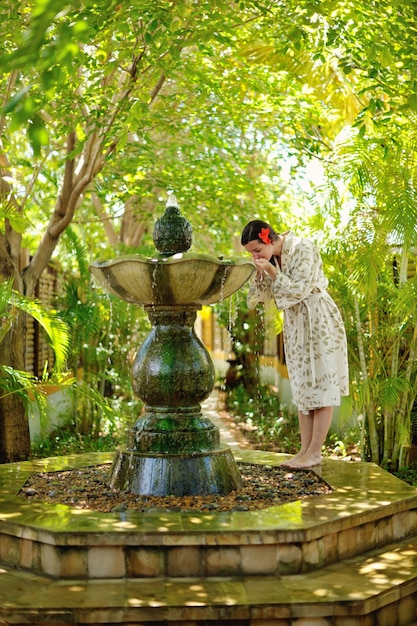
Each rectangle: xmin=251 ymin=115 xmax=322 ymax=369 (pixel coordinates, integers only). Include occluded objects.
xmin=0 ymin=277 xmax=72 ymax=427
xmin=57 ymin=227 xmax=146 ymax=438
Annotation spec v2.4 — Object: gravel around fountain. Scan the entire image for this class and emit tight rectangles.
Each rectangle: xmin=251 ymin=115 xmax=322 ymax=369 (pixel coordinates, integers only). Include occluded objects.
xmin=20 ymin=462 xmax=331 ymax=513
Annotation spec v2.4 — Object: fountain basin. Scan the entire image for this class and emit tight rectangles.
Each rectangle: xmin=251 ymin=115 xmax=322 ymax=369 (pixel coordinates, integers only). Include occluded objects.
xmin=89 ymin=252 xmax=255 ymax=307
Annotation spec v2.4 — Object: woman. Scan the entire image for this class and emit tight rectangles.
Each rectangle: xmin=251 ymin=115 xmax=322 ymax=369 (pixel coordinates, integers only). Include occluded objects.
xmin=241 ymin=219 xmax=349 ymax=468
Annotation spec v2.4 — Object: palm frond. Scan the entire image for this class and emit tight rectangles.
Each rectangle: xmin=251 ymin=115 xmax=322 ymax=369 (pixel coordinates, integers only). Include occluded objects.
xmin=7 ymin=291 xmax=70 ymax=370
xmin=0 ymin=365 xmax=38 ymax=400
xmin=63 ymin=227 xmax=91 ymax=279
xmin=0 ymin=278 xmax=14 ymax=312
xmin=0 ymin=201 xmax=29 ymax=234
xmin=380 ymin=376 xmax=411 ymax=411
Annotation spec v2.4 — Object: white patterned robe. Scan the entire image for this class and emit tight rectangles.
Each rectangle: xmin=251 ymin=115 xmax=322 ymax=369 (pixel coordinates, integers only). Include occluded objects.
xmin=247 ymin=232 xmax=349 ymax=414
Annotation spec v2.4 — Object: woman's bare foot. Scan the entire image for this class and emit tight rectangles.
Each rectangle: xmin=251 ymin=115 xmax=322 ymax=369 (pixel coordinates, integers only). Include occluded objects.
xmin=280 ymin=449 xmax=305 ymax=467
xmin=282 ymin=454 xmax=322 ymax=469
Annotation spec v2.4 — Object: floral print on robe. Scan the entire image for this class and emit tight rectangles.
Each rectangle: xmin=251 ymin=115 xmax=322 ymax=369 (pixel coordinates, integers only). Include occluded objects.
xmin=247 ymin=231 xmax=349 ymax=414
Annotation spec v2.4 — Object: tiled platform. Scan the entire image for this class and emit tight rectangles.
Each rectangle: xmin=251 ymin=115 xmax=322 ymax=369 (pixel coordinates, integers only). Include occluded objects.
xmin=1 ymin=397 xmax=417 ymax=624
xmin=1 ymin=450 xmax=417 ymax=581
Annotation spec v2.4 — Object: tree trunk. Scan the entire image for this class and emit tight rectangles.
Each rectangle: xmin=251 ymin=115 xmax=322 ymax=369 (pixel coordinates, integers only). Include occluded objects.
xmin=0 ymin=220 xmax=31 ymax=463
xmin=391 ymin=322 xmax=417 ymax=468
xmin=0 ymin=313 xmax=31 ymax=463
xmin=353 ymin=295 xmax=379 ymax=463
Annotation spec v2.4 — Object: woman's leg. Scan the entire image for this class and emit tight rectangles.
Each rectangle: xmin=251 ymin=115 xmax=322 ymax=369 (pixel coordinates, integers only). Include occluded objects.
xmin=282 ymin=406 xmax=334 ymax=468
xmin=283 ymin=410 xmax=314 ymax=462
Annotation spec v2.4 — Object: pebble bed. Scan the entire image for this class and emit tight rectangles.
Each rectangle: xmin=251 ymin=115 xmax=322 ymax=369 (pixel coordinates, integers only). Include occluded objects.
xmin=20 ymin=462 xmax=332 ymax=513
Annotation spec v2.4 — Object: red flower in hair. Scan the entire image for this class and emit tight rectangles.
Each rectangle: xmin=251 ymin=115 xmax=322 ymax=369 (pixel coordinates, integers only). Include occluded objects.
xmin=258 ymin=227 xmax=272 ymax=245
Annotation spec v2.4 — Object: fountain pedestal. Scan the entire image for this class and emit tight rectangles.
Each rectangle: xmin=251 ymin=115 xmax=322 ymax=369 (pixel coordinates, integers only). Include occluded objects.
xmin=109 ymin=305 xmax=243 ymax=495
xmin=90 ymin=195 xmax=254 ymax=497
xmin=131 ymin=307 xmax=218 ymax=453
xmin=109 ymin=446 xmax=242 ymax=496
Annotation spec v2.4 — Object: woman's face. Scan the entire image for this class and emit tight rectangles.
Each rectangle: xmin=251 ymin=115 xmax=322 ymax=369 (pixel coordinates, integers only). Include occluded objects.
xmin=244 ymin=239 xmax=273 ymax=262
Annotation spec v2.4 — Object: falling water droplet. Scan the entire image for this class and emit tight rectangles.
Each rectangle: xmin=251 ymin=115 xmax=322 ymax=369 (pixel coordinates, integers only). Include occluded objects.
xmin=219 ymin=266 xmax=230 ymax=303
xmin=228 ymin=293 xmax=238 ymax=332
xmin=106 ymin=293 xmax=113 ymax=371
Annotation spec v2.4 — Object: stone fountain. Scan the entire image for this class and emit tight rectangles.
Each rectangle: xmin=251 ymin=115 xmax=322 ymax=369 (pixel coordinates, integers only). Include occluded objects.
xmin=89 ymin=195 xmax=255 ymax=497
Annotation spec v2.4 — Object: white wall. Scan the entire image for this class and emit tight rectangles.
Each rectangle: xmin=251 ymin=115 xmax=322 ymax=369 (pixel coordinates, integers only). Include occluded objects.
xmin=28 ymin=389 xmax=72 ymax=442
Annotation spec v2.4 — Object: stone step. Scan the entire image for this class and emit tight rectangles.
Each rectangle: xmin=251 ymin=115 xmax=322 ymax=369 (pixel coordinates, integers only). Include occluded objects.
xmin=1 ymin=534 xmax=417 ymax=625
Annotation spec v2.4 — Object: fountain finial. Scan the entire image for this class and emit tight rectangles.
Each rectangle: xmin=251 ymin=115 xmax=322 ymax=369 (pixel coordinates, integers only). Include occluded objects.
xmin=153 ymin=194 xmax=192 ymax=255
xmin=166 ymin=193 xmax=179 ymax=209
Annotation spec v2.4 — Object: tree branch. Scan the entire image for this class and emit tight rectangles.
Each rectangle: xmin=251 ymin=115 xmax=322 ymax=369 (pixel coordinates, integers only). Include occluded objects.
xmin=149 ymin=72 xmax=166 ymax=105
xmin=0 ymin=71 xmax=18 ymax=137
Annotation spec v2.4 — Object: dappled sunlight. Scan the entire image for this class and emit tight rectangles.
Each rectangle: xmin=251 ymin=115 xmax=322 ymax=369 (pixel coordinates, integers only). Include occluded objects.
xmin=162 ymin=581 xmax=241 ymax=608
xmin=156 ymin=524 xmax=175 ymax=532
xmin=127 ymin=599 xmax=166 ymax=607
xmin=358 ymin=546 xmax=417 ymax=587
xmin=0 ymin=510 xmax=23 ymax=520
xmin=127 ymin=597 xmax=144 ymax=607
xmin=382 ymin=550 xmax=407 ymax=562
xmin=211 ymin=595 xmax=239 ymax=606
xmin=67 ymin=585 xmax=85 ymax=592
xmin=184 ymin=583 xmax=209 ymax=605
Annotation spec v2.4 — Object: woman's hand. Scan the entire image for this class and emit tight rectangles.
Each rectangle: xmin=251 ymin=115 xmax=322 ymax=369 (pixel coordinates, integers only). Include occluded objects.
xmin=254 ymin=258 xmax=278 ymax=279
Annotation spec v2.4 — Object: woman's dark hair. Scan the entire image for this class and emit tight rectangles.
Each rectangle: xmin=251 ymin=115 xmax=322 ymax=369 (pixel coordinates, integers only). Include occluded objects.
xmin=240 ymin=220 xmax=278 ymax=246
